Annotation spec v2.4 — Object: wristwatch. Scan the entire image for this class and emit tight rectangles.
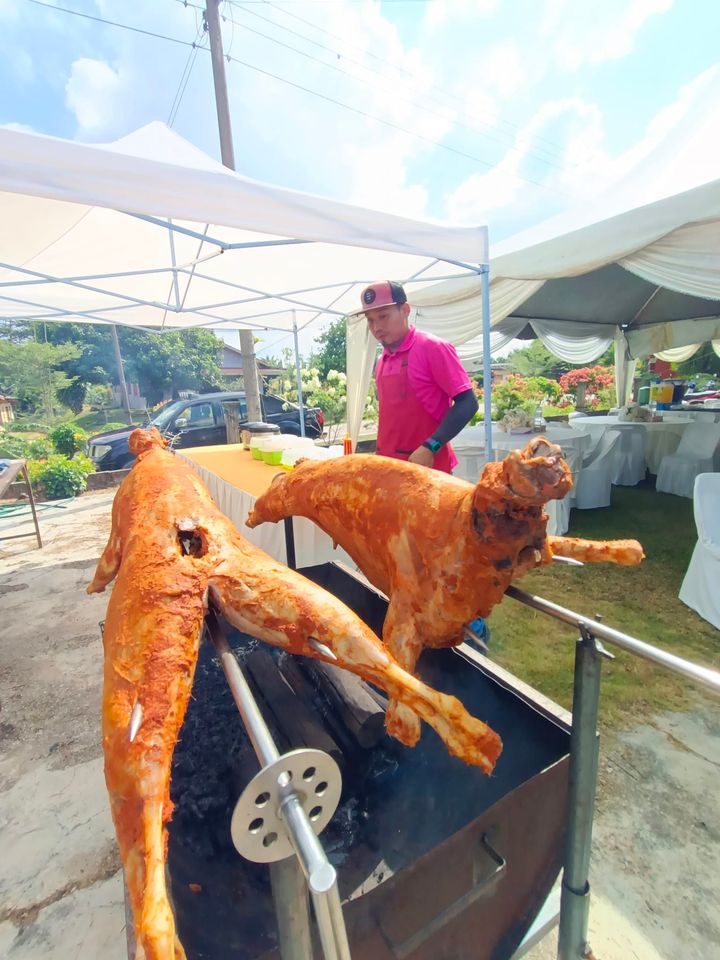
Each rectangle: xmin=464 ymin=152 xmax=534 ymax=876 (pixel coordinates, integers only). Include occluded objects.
xmin=422 ymin=438 xmax=443 ymax=455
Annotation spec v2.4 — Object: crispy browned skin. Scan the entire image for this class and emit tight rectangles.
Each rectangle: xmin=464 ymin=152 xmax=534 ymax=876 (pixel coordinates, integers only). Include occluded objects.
xmin=247 ymin=436 xmax=644 ymax=743
xmin=89 ymin=428 xmax=502 ymax=960
xmin=548 ymin=535 xmax=644 ymax=566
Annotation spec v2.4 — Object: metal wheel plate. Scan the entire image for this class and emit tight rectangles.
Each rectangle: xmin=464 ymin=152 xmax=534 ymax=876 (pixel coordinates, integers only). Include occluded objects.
xmin=230 ymin=748 xmax=342 ymax=864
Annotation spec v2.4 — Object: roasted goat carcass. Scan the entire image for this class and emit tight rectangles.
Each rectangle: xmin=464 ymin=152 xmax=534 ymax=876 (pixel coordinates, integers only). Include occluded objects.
xmin=88 ymin=427 xmax=502 ymax=960
xmin=247 ymin=437 xmax=644 ymax=744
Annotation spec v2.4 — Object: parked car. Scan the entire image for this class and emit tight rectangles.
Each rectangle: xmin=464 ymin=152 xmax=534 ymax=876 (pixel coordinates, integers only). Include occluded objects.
xmin=87 ymin=391 xmax=324 ymax=471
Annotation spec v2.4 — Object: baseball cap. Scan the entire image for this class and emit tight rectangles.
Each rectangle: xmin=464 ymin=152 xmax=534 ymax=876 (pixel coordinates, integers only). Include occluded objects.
xmin=356 ymin=280 xmax=408 ymax=315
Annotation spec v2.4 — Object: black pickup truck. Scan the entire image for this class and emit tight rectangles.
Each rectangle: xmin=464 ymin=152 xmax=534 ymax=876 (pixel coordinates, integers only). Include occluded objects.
xmin=87 ymin=391 xmax=324 ymax=471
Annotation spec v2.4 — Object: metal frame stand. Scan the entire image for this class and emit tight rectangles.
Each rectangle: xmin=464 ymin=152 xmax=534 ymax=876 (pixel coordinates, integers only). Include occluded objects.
xmin=557 ymin=627 xmax=612 ymax=960
xmin=0 ymin=460 xmax=42 ymax=549
xmin=206 ymin=610 xmax=351 ymax=960
xmin=505 ymin=585 xmax=720 ymax=960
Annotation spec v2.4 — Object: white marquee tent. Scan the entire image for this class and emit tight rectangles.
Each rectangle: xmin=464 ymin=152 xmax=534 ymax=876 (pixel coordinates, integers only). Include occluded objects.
xmin=378 ymin=67 xmax=720 ymax=408
xmin=0 ymin=121 xmax=490 ymax=447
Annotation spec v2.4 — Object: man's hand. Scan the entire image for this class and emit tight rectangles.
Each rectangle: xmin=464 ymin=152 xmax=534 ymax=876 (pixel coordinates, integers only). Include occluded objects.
xmin=408 ymin=445 xmax=435 ymax=468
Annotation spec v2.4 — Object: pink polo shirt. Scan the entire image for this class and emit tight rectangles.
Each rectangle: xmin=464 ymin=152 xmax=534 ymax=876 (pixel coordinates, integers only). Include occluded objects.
xmin=375 ymin=326 xmax=472 ymax=421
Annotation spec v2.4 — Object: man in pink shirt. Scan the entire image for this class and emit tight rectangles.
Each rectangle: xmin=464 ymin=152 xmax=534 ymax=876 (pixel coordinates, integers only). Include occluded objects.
xmin=357 ymin=280 xmax=478 ymax=473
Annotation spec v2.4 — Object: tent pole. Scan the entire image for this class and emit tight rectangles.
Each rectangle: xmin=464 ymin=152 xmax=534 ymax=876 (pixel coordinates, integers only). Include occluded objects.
xmin=111 ymin=324 xmax=132 ymax=425
xmin=292 ymin=311 xmax=306 ymax=438
xmin=480 ymin=266 xmax=494 ymax=460
xmin=204 ymin=0 xmax=263 ymax=424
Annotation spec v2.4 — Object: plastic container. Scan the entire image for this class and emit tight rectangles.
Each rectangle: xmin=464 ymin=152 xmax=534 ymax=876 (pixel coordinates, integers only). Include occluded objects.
xmin=637 ymin=384 xmax=651 ymax=406
xmin=241 ymin=422 xmax=279 ymax=451
xmin=260 ymin=434 xmax=303 ymax=465
xmin=650 ymin=381 xmax=674 ymax=409
xmin=280 ymin=444 xmax=343 ymax=468
xmin=250 ymin=435 xmax=277 ymax=460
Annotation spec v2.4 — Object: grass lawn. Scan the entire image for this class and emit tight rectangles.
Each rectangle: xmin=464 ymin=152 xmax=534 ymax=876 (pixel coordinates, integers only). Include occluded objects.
xmin=72 ymin=407 xmax=135 ymax=432
xmin=488 ymin=480 xmax=719 ymax=728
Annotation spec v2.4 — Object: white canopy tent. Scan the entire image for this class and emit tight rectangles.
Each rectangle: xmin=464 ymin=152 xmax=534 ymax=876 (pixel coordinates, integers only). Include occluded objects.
xmin=363 ymin=67 xmax=720 ymax=408
xmin=0 ymin=121 xmax=490 ymax=447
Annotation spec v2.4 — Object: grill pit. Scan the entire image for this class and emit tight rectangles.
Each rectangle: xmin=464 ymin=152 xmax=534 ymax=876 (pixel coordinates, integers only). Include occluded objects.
xmin=167 ymin=563 xmax=571 ymax=959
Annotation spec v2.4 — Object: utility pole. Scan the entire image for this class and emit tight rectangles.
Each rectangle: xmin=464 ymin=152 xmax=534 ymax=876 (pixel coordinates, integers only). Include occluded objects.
xmin=204 ymin=0 xmax=263 ymax=423
xmin=111 ymin=324 xmax=132 ymax=424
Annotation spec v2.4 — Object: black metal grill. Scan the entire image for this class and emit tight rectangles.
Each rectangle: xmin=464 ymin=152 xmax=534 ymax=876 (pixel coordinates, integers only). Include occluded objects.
xmin=167 ymin=564 xmax=571 ymax=960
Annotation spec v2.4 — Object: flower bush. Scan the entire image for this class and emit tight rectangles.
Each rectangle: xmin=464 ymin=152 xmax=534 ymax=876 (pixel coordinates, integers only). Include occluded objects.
xmin=277 ymin=367 xmax=377 ymax=443
xmin=49 ymin=423 xmax=88 ymax=457
xmin=559 ymin=366 xmax=613 ymax=391
xmin=27 ymin=453 xmax=95 ymax=499
xmin=558 ymin=366 xmax=615 ymax=410
xmin=490 ymin=374 xmax=565 ymax=420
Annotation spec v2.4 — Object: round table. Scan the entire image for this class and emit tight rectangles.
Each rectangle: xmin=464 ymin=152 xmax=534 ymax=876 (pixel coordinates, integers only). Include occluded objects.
xmin=453 ymin=424 xmax=592 ymax=535
xmin=455 ymin=423 xmax=592 ymax=462
xmin=569 ymin=416 xmax=689 ymax=474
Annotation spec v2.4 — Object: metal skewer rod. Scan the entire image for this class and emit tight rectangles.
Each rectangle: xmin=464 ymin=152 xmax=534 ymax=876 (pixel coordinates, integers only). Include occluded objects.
xmin=506 ymin=585 xmax=720 ymax=695
xmin=206 ymin=612 xmax=352 ymax=960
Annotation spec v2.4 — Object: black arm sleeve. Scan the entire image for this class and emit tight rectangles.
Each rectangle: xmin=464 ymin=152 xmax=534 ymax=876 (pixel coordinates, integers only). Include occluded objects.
xmin=428 ymin=388 xmax=479 ymax=447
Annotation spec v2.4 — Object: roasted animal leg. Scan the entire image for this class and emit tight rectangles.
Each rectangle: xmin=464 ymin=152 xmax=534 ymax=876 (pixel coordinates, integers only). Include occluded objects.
xmin=90 ymin=428 xmax=502 ymax=960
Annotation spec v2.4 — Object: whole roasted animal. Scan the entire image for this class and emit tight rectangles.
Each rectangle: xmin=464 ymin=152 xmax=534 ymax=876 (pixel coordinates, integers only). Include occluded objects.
xmin=247 ymin=437 xmax=644 ymax=744
xmin=88 ymin=427 xmax=502 ymax=960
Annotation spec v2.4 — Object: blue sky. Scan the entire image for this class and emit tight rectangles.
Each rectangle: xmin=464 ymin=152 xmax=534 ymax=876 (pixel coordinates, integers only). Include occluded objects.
xmin=1 ymin=0 xmax=719 ymax=356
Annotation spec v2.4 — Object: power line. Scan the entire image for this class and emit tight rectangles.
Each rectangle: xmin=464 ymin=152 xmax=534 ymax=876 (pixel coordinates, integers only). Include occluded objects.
xmin=26 ymin=0 xmax=545 ymax=186
xmin=27 ymin=0 xmax=196 ymax=47
xmin=219 ymin=0 xmax=568 ymax=173
xmin=181 ymin=0 xmax=573 ymax=170
xmin=168 ymin=24 xmax=206 ymax=126
xmin=259 ymin=0 xmax=572 ymax=161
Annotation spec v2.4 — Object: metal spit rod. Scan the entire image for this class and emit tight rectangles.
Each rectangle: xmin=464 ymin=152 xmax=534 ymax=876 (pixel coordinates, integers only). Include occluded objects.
xmin=506 ymin=584 xmax=720 ymax=960
xmin=506 ymin=585 xmax=720 ymax=695
xmin=208 ymin=614 xmax=352 ymax=960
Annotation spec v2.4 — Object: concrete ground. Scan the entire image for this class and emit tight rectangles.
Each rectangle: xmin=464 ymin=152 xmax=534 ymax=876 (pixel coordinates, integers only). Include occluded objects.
xmin=1 ymin=490 xmax=719 ymax=959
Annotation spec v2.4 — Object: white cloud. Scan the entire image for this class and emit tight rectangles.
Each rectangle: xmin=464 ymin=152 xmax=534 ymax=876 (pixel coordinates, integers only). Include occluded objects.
xmin=545 ymin=0 xmax=674 ymax=72
xmin=1 ymin=121 xmax=36 ymax=133
xmin=445 ymin=96 xmax=608 ymax=230
xmin=445 ymin=61 xmax=720 ymax=242
xmin=65 ymin=58 xmax=122 ymax=133
xmin=423 ymin=0 xmax=498 ymax=32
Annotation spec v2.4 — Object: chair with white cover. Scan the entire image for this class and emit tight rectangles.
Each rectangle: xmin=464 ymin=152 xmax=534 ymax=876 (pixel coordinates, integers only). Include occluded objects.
xmin=679 ymin=474 xmax=720 ymax=629
xmin=545 ymin=447 xmax=582 ymax=534
xmin=656 ymin=422 xmax=720 ymax=498
xmin=454 ymin=445 xmax=487 ymax=483
xmin=609 ymin=425 xmax=646 ymax=486
xmin=573 ymin=431 xmax=621 ymax=509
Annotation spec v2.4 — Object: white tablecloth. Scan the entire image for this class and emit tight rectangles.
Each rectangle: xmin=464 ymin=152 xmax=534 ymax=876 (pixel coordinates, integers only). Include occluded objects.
xmin=569 ymin=416 xmax=689 ymax=474
xmin=456 ymin=422 xmax=591 ymax=453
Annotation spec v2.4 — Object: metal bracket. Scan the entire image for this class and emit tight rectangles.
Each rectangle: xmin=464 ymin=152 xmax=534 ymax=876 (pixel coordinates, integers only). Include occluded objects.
xmin=231 ymin=748 xmax=342 ymax=864
xmin=578 ymin=623 xmax=615 ymax=661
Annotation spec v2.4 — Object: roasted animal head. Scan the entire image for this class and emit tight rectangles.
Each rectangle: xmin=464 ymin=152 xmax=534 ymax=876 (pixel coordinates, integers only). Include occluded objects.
xmin=480 ymin=436 xmax=572 ymax=504
xmin=467 ymin=437 xmax=571 ymax=574
xmin=129 ymin=425 xmax=168 ymax=457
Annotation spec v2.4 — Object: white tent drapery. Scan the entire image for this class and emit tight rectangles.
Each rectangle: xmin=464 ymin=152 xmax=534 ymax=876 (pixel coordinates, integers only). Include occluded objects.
xmin=0 ymin=121 xmax=490 ymax=447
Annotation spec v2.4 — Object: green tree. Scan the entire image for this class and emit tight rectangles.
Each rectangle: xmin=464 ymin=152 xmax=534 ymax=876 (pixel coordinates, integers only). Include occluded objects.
xmin=43 ymin=324 xmax=224 ymax=406
xmin=506 ymin=341 xmax=615 ymax=380
xmin=311 ymin=318 xmax=347 ymax=378
xmin=0 ymin=340 xmax=79 ymax=419
xmin=124 ymin=328 xmax=223 ymax=404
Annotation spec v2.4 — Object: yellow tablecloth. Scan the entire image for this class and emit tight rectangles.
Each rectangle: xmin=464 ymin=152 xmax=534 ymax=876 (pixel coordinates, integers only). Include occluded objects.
xmin=180 ymin=444 xmax=353 ymax=568
xmin=181 ymin=444 xmax=284 ymax=499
